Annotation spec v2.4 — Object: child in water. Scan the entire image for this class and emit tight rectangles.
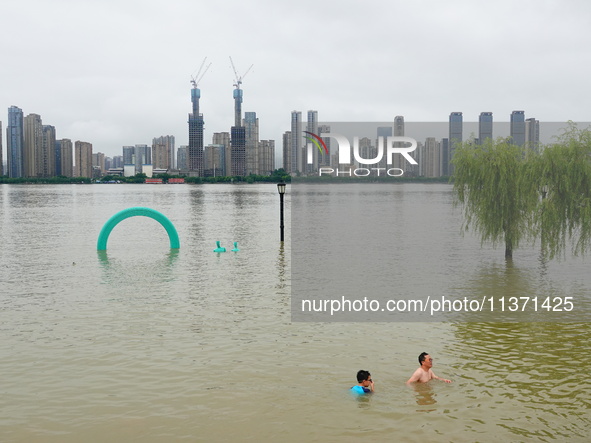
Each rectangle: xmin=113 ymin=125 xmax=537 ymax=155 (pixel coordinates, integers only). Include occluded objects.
xmin=351 ymin=370 xmax=374 ymax=394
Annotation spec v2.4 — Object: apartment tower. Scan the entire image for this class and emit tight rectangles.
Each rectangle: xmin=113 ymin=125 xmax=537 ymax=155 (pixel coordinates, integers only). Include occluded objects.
xmin=478 ymin=112 xmax=493 ymax=144
xmin=74 ymin=141 xmax=93 ymax=178
xmin=510 ymin=111 xmax=526 ymax=146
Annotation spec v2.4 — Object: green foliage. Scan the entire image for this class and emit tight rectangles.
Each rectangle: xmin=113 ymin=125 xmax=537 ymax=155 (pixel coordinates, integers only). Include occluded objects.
xmin=1 ymin=170 xmax=290 ymax=185
xmin=452 ymin=138 xmax=538 ymax=258
xmin=126 ymin=175 xmax=145 ymax=183
xmin=183 ymin=171 xmax=290 ymax=184
xmin=530 ymin=123 xmax=591 ymax=259
xmin=452 ymin=125 xmax=591 ymax=260
xmin=0 ymin=176 xmax=91 ymax=184
xmin=270 ymin=168 xmax=291 ymax=183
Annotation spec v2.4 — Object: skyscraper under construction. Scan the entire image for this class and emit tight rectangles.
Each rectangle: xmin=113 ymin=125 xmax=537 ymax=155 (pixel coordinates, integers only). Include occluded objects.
xmin=230 ymin=88 xmax=246 ymax=176
xmin=188 ymin=86 xmax=204 ymax=175
xmin=188 ymin=60 xmax=210 ymax=175
xmin=229 ymin=57 xmax=252 ymax=177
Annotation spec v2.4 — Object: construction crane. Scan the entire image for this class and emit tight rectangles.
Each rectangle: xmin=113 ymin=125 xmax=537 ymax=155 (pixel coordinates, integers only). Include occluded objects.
xmin=190 ymin=57 xmax=211 ymax=116
xmin=229 ymin=56 xmax=253 ymax=90
xmin=191 ymin=57 xmax=212 ymax=90
xmin=229 ymin=57 xmax=253 ymax=126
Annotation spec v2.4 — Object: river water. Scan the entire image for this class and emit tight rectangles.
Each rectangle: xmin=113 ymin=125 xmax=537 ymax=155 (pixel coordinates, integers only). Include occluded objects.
xmin=0 ymin=183 xmax=589 ymax=442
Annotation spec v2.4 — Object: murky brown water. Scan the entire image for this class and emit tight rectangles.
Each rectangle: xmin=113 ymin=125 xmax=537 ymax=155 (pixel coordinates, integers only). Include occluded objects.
xmin=0 ymin=183 xmax=589 ymax=442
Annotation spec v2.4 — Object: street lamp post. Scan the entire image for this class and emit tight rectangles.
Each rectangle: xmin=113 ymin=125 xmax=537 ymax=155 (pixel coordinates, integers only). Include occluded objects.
xmin=277 ymin=182 xmax=286 ymax=242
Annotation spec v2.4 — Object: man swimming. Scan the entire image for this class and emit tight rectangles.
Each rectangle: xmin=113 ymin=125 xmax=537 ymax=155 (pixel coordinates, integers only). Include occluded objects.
xmin=406 ymin=352 xmax=452 ymax=385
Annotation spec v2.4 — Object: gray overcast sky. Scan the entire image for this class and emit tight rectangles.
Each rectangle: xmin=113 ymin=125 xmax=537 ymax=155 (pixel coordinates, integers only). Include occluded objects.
xmin=1 ymin=0 xmax=591 ymax=160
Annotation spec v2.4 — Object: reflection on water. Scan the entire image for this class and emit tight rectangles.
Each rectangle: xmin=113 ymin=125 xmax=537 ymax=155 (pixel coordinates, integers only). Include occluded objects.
xmin=97 ymin=249 xmax=180 ymax=286
xmin=452 ymin=256 xmax=591 ymax=322
xmin=353 ymin=392 xmax=374 ymax=409
xmin=411 ymin=382 xmax=437 ymax=409
xmin=0 ymin=183 xmax=589 ymax=442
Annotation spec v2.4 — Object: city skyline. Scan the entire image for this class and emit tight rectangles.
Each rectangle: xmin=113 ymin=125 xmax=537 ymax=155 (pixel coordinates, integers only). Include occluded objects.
xmin=1 ymin=86 xmax=586 ymax=176
xmin=0 ymin=102 xmax=585 ymax=179
xmin=1 ymin=94 xmax=587 ymax=169
xmin=1 ymin=1 xmax=590 ymax=161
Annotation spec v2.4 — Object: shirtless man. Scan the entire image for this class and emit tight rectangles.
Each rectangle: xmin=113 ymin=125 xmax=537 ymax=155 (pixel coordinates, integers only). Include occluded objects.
xmin=406 ymin=352 xmax=452 ymax=385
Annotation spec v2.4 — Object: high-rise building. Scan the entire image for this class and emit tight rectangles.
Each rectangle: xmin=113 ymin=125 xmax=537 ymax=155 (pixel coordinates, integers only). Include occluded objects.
xmin=230 ymin=126 xmax=246 ymax=176
xmin=423 ymin=137 xmax=441 ymax=177
xmin=152 ymin=135 xmax=175 ymax=170
xmin=59 ymin=139 xmax=73 ymax=177
xmin=204 ymin=144 xmax=225 ymax=177
xmin=377 ymin=126 xmax=392 ymax=140
xmin=358 ymin=137 xmax=374 ymax=165
xmin=393 ymin=116 xmax=410 ymax=173
xmin=258 ymin=140 xmax=275 ymax=175
xmin=7 ymin=106 xmax=24 ymax=178
xmin=188 ymin=83 xmax=205 ymax=175
xmin=478 ymin=112 xmax=493 ymax=144
xmin=289 ymin=111 xmax=302 ymax=175
xmin=92 ymin=152 xmax=106 ymax=175
xmin=212 ymin=132 xmax=231 ymax=176
xmin=449 ymin=112 xmax=463 ymax=147
xmin=74 ymin=141 xmax=92 ymax=178
xmin=376 ymin=126 xmax=392 ymax=170
xmin=152 ymin=138 xmax=167 ymax=170
xmin=448 ymin=112 xmax=463 ymax=174
xmin=229 ymin=96 xmax=247 ymax=176
xmin=134 ymin=144 xmax=151 ymax=174
xmin=229 ymin=71 xmax=249 ymax=176
xmin=233 ymin=82 xmax=243 ymax=128
xmin=122 ymin=146 xmax=137 ymax=177
xmin=55 ymin=139 xmax=62 ymax=176
xmin=282 ymin=131 xmax=291 ymax=173
xmin=40 ymin=125 xmax=56 ymax=177
xmin=212 ymin=133 xmax=230 ymax=147
xmin=168 ymin=135 xmax=176 ymax=169
xmin=122 ymin=146 xmax=134 ymax=167
xmin=526 ymin=118 xmax=540 ymax=149
xmin=305 ymin=110 xmax=318 ymax=173
xmin=111 ymin=155 xmax=123 ymax=169
xmin=24 ymin=113 xmax=42 ymax=177
xmin=244 ymin=112 xmax=259 ymax=175
xmin=177 ymin=146 xmax=188 ymax=170
xmin=317 ymin=124 xmax=331 ymax=167
xmin=510 ymin=111 xmax=525 ymax=146
xmin=394 ymin=116 xmax=404 ymax=137
xmin=440 ymin=138 xmax=450 ymax=176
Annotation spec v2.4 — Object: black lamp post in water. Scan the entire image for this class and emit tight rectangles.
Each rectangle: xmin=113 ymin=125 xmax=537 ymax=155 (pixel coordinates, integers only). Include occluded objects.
xmin=277 ymin=182 xmax=286 ymax=242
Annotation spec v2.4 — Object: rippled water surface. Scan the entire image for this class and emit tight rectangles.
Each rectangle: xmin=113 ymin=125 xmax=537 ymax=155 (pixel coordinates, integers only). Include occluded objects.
xmin=0 ymin=183 xmax=589 ymax=442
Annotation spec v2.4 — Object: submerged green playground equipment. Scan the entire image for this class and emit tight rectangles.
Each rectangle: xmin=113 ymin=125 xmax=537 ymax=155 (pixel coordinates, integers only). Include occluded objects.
xmin=97 ymin=207 xmax=180 ymax=250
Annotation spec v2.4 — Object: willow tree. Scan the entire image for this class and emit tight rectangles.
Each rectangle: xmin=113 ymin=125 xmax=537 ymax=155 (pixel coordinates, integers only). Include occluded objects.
xmin=530 ymin=123 xmax=591 ymax=259
xmin=451 ymin=137 xmax=539 ymax=259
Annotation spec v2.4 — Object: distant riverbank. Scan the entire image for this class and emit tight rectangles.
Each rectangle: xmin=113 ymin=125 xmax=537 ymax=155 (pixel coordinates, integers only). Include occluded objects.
xmin=0 ymin=175 xmax=451 ymax=185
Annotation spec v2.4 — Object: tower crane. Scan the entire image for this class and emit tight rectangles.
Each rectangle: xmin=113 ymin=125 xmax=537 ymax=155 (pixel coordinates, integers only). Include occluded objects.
xmin=229 ymin=56 xmax=253 ymax=90
xmin=189 ymin=57 xmax=211 ymax=118
xmin=191 ymin=57 xmax=212 ymax=89
xmin=229 ymin=57 xmax=253 ymax=127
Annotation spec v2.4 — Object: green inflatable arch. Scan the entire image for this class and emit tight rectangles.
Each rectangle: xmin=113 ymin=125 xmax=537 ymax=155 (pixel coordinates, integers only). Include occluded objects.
xmin=97 ymin=207 xmax=180 ymax=250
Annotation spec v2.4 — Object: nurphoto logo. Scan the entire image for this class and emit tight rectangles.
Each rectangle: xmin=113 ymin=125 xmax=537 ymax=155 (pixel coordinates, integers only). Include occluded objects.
xmin=305 ymin=132 xmax=419 ymax=177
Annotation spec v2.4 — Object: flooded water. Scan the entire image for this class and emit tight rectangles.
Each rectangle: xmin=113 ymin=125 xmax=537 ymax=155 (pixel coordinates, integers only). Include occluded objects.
xmin=0 ymin=183 xmax=589 ymax=442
